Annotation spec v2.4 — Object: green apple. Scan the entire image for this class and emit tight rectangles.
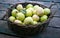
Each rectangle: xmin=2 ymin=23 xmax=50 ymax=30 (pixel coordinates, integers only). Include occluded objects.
xmin=26 ymin=9 xmax=32 ymax=17
xmin=26 ymin=4 xmax=33 ymax=9
xmin=33 ymin=21 xmax=38 ymax=25
xmin=16 ymin=13 xmax=25 ymax=21
xmin=11 ymin=9 xmax=19 ymax=17
xmin=28 ymin=8 xmax=36 ymax=15
xmin=16 ymin=4 xmax=23 ymax=11
xmin=9 ymin=16 xmax=15 ymax=22
xmin=32 ymin=14 xmax=39 ymax=21
xmin=33 ymin=10 xmax=36 ymax=15
xmin=14 ymin=20 xmax=22 ymax=24
xmin=40 ymin=15 xmax=48 ymax=22
xmin=36 ymin=7 xmax=44 ymax=16
xmin=28 ymin=7 xmax=34 ymax=12
xmin=44 ymin=8 xmax=50 ymax=15
xmin=24 ymin=17 xmax=33 ymax=24
xmin=34 ymin=5 xmax=39 ymax=10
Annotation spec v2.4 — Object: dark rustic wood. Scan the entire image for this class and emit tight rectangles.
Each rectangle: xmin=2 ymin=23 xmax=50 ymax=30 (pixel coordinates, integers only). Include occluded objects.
xmin=0 ymin=1 xmax=60 ymax=38
xmin=0 ymin=34 xmax=18 ymax=38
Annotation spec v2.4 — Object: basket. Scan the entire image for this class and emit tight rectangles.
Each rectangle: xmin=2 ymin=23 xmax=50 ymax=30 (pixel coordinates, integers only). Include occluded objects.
xmin=0 ymin=1 xmax=58 ymax=36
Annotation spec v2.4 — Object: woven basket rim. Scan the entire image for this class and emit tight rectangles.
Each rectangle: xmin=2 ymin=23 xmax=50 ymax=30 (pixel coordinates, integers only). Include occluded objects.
xmin=7 ymin=1 xmax=52 ymax=28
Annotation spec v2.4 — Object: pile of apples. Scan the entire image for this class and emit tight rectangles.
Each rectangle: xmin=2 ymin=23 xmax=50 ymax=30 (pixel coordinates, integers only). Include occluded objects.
xmin=9 ymin=4 xmax=50 ymax=25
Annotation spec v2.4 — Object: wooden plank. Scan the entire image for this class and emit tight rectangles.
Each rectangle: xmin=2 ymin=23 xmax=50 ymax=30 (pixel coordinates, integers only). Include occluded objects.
xmin=51 ymin=4 xmax=60 ymax=16
xmin=0 ymin=34 xmax=18 ymax=38
xmin=0 ymin=11 xmax=6 ymax=19
xmin=0 ymin=4 xmax=9 ymax=11
xmin=34 ymin=27 xmax=60 ymax=38
xmin=48 ymin=17 xmax=60 ymax=27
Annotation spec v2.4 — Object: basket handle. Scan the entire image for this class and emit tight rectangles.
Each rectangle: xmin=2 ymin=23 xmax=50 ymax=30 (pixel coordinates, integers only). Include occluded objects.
xmin=0 ymin=2 xmax=14 ymax=21
xmin=0 ymin=8 xmax=9 ymax=21
xmin=0 ymin=13 xmax=8 ymax=21
xmin=49 ymin=1 xmax=59 ymax=18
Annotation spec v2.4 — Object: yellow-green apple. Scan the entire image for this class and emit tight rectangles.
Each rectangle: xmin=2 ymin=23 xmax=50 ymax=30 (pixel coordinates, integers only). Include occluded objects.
xmin=32 ymin=14 xmax=39 ymax=21
xmin=34 ymin=5 xmax=39 ymax=10
xmin=26 ymin=9 xmax=32 ymax=17
xmin=44 ymin=8 xmax=50 ymax=15
xmin=36 ymin=7 xmax=44 ymax=16
xmin=26 ymin=4 xmax=33 ymax=9
xmin=14 ymin=20 xmax=22 ymax=24
xmin=24 ymin=17 xmax=33 ymax=24
xmin=33 ymin=21 xmax=38 ymax=25
xmin=40 ymin=15 xmax=48 ymax=22
xmin=11 ymin=9 xmax=19 ymax=17
xmin=16 ymin=4 xmax=23 ymax=11
xmin=9 ymin=16 xmax=15 ymax=22
xmin=16 ymin=13 xmax=25 ymax=21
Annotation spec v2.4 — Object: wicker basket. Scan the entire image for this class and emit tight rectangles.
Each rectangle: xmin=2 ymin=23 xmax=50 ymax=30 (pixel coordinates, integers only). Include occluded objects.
xmin=1 ymin=1 xmax=58 ymax=36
